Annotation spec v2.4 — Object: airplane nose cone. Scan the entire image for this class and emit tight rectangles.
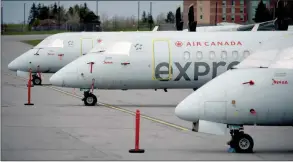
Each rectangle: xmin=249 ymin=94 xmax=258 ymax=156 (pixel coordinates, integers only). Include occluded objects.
xmin=175 ymin=99 xmax=200 ymax=122
xmin=8 ymin=60 xmax=19 ymax=71
xmin=49 ymin=73 xmax=64 ymax=87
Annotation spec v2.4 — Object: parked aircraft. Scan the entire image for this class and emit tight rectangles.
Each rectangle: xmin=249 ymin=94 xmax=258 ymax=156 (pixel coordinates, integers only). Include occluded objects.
xmin=175 ymin=34 xmax=293 ymax=153
xmin=182 ymin=20 xmax=272 ymax=32
xmin=8 ymin=3 xmax=289 ymax=85
xmin=49 ymin=31 xmax=293 ymax=106
xmin=8 ymin=31 xmax=153 ymax=85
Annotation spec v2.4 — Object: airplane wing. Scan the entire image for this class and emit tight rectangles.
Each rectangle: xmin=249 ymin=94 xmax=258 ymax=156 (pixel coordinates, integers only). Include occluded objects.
xmin=235 ymin=34 xmax=293 ymax=69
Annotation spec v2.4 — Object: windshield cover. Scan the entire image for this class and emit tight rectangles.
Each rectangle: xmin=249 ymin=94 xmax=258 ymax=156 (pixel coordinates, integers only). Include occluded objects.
xmin=34 ymin=36 xmax=64 ymax=48
xmin=89 ymin=42 xmax=107 ymax=53
xmin=106 ymin=41 xmax=132 ymax=55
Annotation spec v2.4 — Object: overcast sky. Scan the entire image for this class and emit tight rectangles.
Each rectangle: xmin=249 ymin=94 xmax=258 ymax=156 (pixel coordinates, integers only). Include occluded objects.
xmin=2 ymin=1 xmax=183 ymax=24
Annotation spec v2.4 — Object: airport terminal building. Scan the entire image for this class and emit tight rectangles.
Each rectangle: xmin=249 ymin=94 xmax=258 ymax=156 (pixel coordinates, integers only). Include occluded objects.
xmin=183 ymin=0 xmax=277 ymax=25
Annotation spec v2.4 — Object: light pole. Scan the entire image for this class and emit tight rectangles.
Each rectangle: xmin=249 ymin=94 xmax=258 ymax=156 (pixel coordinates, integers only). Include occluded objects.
xmin=23 ymin=3 xmax=26 ymax=31
xmin=137 ymin=1 xmax=140 ymax=30
xmin=58 ymin=1 xmax=60 ymax=29
xmin=96 ymin=0 xmax=98 ymax=17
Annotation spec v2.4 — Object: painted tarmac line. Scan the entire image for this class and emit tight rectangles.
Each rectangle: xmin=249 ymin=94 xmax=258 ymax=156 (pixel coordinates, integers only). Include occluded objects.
xmin=4 ymin=73 xmax=191 ymax=132
xmin=47 ymin=86 xmax=190 ymax=131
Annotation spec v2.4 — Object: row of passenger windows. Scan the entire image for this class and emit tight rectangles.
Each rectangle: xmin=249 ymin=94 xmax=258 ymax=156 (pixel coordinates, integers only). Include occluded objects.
xmin=183 ymin=50 xmax=251 ymax=60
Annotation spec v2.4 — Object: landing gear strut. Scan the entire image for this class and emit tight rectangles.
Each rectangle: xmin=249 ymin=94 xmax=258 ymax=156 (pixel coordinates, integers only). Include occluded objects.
xmin=32 ymin=74 xmax=42 ymax=85
xmin=227 ymin=125 xmax=254 ymax=153
xmin=82 ymin=91 xmax=97 ymax=106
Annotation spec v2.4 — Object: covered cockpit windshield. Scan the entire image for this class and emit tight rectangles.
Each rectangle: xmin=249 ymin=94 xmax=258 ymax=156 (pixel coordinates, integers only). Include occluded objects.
xmin=105 ymin=41 xmax=132 ymax=56
xmin=88 ymin=41 xmax=107 ymax=53
xmin=34 ymin=35 xmax=64 ymax=48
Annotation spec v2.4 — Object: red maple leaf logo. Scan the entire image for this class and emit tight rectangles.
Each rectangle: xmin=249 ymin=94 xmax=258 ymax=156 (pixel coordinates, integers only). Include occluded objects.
xmin=97 ymin=39 xmax=102 ymax=43
xmin=175 ymin=41 xmax=183 ymax=47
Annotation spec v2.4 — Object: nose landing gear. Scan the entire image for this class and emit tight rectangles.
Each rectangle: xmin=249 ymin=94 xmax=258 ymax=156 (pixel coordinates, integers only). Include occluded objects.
xmin=82 ymin=91 xmax=97 ymax=106
xmin=32 ymin=74 xmax=42 ymax=85
xmin=227 ymin=125 xmax=254 ymax=153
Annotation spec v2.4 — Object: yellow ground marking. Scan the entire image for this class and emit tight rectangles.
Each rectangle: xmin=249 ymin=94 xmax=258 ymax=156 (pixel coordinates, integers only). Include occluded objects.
xmin=4 ymin=72 xmax=190 ymax=131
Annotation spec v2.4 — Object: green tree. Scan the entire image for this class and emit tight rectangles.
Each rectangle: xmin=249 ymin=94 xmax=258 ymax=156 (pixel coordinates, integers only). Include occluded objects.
xmin=39 ymin=4 xmax=49 ymax=20
xmin=37 ymin=3 xmax=41 ymax=19
xmin=73 ymin=4 xmax=80 ymax=14
xmin=64 ymin=3 xmax=100 ymax=31
xmin=148 ymin=13 xmax=154 ymax=30
xmin=32 ymin=18 xmax=40 ymax=27
xmin=289 ymin=2 xmax=293 ymax=19
xmin=142 ymin=11 xmax=147 ymax=23
xmin=65 ymin=6 xmax=80 ymax=30
xmin=83 ymin=3 xmax=89 ymax=13
xmin=48 ymin=4 xmax=54 ymax=19
xmin=52 ymin=2 xmax=58 ymax=19
xmin=58 ymin=6 xmax=66 ymax=22
xmin=28 ymin=3 xmax=39 ymax=26
xmin=68 ymin=7 xmax=74 ymax=16
xmin=66 ymin=5 xmax=80 ymax=23
xmin=284 ymin=1 xmax=293 ymax=20
xmin=165 ymin=11 xmax=175 ymax=23
xmin=254 ymin=0 xmax=272 ymax=23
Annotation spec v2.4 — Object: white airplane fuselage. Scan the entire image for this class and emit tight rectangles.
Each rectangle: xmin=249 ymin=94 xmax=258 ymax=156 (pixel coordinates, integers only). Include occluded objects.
xmin=8 ymin=29 xmax=243 ymax=74
xmin=175 ymin=68 xmax=293 ymax=126
xmin=175 ymin=37 xmax=293 ymax=127
xmin=8 ymin=31 xmax=152 ymax=73
xmin=8 ymin=19 xmax=281 ymax=75
xmin=173 ymin=39 xmax=293 ymax=153
xmin=49 ymin=31 xmax=293 ymax=90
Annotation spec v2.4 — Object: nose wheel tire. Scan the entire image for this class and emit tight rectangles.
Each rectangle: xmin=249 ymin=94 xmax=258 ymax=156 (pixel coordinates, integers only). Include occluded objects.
xmin=83 ymin=93 xmax=97 ymax=106
xmin=32 ymin=75 xmax=42 ymax=85
xmin=230 ymin=133 xmax=254 ymax=153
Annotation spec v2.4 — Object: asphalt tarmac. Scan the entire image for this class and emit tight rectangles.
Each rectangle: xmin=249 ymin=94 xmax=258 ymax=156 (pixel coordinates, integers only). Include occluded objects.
xmin=2 ymin=35 xmax=293 ymax=160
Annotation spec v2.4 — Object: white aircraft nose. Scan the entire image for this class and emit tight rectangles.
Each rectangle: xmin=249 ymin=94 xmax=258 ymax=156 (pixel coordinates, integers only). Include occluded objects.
xmin=49 ymin=73 xmax=64 ymax=86
xmin=175 ymin=98 xmax=200 ymax=122
xmin=8 ymin=60 xmax=19 ymax=71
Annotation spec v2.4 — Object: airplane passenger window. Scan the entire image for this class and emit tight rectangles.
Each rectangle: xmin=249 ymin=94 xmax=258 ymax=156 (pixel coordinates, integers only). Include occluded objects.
xmin=232 ymin=51 xmax=239 ymax=59
xmin=196 ymin=51 xmax=203 ymax=60
xmin=243 ymin=50 xmax=250 ymax=58
xmin=107 ymin=41 xmax=132 ymax=55
xmin=209 ymin=51 xmax=216 ymax=60
xmin=221 ymin=51 xmax=227 ymax=59
xmin=183 ymin=51 xmax=190 ymax=60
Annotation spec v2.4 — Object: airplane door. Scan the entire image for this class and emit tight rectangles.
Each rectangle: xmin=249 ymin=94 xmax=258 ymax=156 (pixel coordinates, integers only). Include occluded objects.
xmin=81 ymin=38 xmax=94 ymax=56
xmin=152 ymin=39 xmax=172 ymax=81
